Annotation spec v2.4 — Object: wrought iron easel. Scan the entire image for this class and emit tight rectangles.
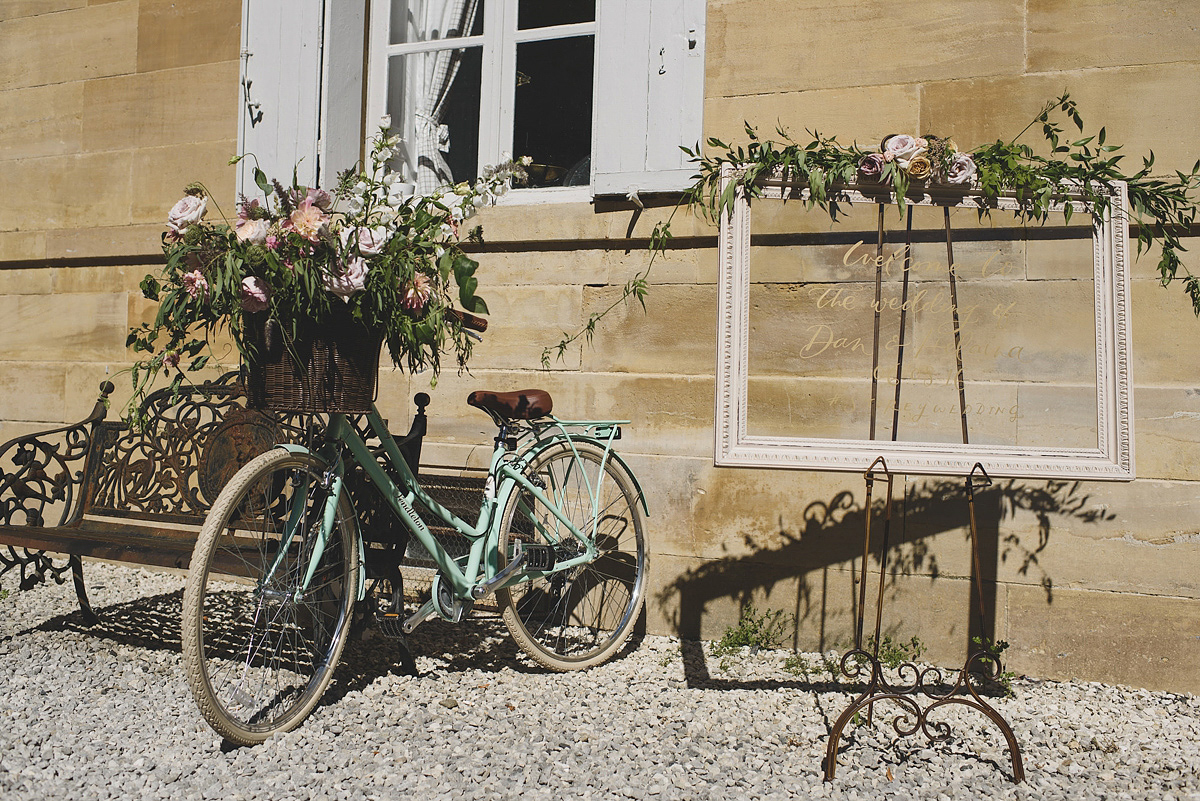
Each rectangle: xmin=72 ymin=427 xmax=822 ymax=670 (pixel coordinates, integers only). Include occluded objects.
xmin=822 ymin=204 xmax=1025 ymax=783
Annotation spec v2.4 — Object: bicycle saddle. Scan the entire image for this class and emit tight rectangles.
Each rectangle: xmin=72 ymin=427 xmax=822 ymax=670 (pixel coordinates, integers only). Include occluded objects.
xmin=467 ymin=389 xmax=553 ymax=421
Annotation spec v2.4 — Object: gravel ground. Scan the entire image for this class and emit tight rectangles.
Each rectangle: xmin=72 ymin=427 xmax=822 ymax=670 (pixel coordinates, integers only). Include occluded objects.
xmin=1 ymin=562 xmax=1198 ymax=801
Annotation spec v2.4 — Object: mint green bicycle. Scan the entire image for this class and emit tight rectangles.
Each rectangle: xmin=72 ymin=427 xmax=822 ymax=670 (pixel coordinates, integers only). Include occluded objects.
xmin=181 ymin=388 xmax=648 ymax=745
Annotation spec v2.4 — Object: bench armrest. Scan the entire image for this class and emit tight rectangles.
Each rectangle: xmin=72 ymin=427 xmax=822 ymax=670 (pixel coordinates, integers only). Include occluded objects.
xmin=0 ymin=382 xmax=114 ymax=529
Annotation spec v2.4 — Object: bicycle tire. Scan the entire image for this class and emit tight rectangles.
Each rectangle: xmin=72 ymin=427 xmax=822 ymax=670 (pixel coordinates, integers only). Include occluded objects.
xmin=182 ymin=448 xmax=359 ymax=745
xmin=496 ymin=441 xmax=647 ymax=670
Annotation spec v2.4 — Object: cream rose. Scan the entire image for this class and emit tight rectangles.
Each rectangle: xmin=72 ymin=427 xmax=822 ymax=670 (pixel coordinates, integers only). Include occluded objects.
xmin=236 ymin=218 xmax=270 ymax=245
xmin=906 ymin=154 xmax=932 ymax=181
xmin=882 ymin=134 xmax=927 ymax=169
xmin=167 ymin=194 xmax=207 ymax=237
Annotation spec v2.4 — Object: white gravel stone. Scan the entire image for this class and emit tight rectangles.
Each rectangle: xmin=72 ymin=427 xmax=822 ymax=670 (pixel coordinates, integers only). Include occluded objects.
xmin=2 ymin=562 xmax=1199 ymax=800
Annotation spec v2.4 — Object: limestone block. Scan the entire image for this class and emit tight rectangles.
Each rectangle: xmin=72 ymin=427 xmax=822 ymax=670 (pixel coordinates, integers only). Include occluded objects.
xmin=45 ymin=225 xmax=162 ymax=261
xmin=131 ymin=140 xmax=238 ymax=225
xmin=1005 ymin=583 xmax=1200 ymax=693
xmin=920 ymin=64 xmax=1200 ymax=176
xmin=1028 ymin=0 xmax=1200 ymax=73
xmin=1024 ymin=232 xmax=1098 ymax=281
xmin=0 ymin=2 xmax=85 ymax=23
xmin=471 ymin=199 xmax=610 ymax=243
xmin=706 ymin=0 xmax=1023 ymax=99
xmin=0 ymin=292 xmax=129 ymax=361
xmin=1131 ymin=280 xmax=1200 ymax=386
xmin=51 ymin=263 xmax=153 ymax=294
xmin=461 ymin=285 xmax=583 ymax=371
xmin=0 ymin=151 xmax=132 ymax=232
xmin=0 ymin=230 xmax=46 ymax=262
xmin=0 ymin=267 xmax=53 ymax=294
xmin=579 ymin=284 xmax=717 ymax=375
xmin=136 ymin=0 xmax=241 ymax=73
xmin=0 ymin=1 xmax=136 ymax=91
xmin=1134 ymin=386 xmax=1200 ymax=481
xmin=476 ymin=248 xmax=608 ymax=287
xmin=64 ymin=361 xmax=123 ymax=424
xmin=0 ymin=82 xmax=83 ymax=160
xmin=82 ymin=60 xmax=238 ymax=152
xmin=705 ymin=84 xmax=921 ymax=152
xmin=0 ymin=361 xmax=66 ymax=422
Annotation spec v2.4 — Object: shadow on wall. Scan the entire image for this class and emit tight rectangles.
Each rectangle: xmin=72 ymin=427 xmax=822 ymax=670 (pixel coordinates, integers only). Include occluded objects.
xmin=657 ymin=477 xmax=1114 ymax=656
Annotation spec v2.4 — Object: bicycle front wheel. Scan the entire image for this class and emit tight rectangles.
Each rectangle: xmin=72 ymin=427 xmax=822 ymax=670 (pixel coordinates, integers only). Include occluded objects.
xmin=497 ymin=441 xmax=647 ymax=670
xmin=182 ymin=448 xmax=359 ymax=745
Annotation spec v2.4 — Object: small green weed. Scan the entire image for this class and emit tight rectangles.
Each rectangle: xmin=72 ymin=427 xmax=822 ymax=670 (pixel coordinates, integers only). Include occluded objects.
xmin=710 ymin=604 xmax=792 ymax=668
xmin=971 ymin=635 xmax=1017 ymax=696
xmin=862 ymin=634 xmax=926 ymax=670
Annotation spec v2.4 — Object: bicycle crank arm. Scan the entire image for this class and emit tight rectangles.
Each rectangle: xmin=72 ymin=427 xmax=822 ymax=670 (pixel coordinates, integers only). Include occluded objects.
xmin=401 ymin=598 xmax=438 ymax=634
xmin=471 ymin=542 xmax=529 ymax=600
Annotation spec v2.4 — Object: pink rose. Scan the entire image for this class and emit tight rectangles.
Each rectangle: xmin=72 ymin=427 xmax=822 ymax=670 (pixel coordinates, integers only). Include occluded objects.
xmin=306 ymin=188 xmax=334 ymax=211
xmin=323 ymin=258 xmax=369 ymax=302
xmin=284 ymin=198 xmax=329 ymax=242
xmin=240 ymin=276 xmax=270 ymax=312
xmin=340 ymin=225 xmax=390 ymax=257
xmin=167 ymin=194 xmax=207 ymax=237
xmin=236 ymin=218 xmax=270 ymax=245
xmin=946 ymin=152 xmax=978 ymax=186
xmin=182 ymin=269 xmax=209 ymax=300
xmin=857 ymin=153 xmax=886 ymax=183
xmin=401 ymin=273 xmax=432 ymax=311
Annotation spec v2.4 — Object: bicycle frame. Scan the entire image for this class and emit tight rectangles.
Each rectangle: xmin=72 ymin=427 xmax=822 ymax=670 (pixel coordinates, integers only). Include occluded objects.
xmin=274 ymin=405 xmax=639 ymax=614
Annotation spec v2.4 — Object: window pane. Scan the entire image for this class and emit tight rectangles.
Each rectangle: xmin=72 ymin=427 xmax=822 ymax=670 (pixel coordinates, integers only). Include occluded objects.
xmin=388 ymin=46 xmax=482 ymax=190
xmin=513 ymin=35 xmax=594 ymax=187
xmin=391 ymin=0 xmax=485 ymax=45
xmin=517 ymin=0 xmax=594 ymax=30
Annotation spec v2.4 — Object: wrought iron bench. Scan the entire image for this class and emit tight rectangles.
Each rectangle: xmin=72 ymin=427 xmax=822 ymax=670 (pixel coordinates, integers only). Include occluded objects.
xmin=0 ymin=372 xmax=447 ymax=623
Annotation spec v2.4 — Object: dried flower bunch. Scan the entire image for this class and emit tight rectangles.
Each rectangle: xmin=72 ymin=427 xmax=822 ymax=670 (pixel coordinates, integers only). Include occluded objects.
xmin=127 ymin=123 xmax=529 ymax=414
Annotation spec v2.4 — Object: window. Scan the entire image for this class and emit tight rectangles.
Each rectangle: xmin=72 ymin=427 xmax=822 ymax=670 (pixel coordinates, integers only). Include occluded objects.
xmin=238 ymin=0 xmax=704 ymax=199
xmin=369 ymin=1 xmax=597 ymax=192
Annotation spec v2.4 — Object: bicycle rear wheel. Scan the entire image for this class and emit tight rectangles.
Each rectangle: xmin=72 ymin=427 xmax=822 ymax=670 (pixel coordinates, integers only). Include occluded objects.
xmin=497 ymin=441 xmax=647 ymax=670
xmin=182 ymin=448 xmax=359 ymax=745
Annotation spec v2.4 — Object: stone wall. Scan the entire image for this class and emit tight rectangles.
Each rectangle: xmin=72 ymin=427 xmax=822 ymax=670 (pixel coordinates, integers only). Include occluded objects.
xmin=2 ymin=0 xmax=1198 ymax=692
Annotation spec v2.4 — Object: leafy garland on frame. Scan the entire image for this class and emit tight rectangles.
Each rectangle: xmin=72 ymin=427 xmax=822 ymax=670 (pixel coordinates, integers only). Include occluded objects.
xmin=542 ymin=94 xmax=1200 ymax=366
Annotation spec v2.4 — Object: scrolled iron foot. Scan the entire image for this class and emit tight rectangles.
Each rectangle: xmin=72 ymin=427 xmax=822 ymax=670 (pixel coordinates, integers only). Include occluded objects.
xmin=823 ymin=649 xmax=1024 ymax=783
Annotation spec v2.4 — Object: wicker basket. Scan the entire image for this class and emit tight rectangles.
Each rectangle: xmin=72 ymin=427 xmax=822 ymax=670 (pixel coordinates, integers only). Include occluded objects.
xmin=244 ymin=309 xmax=384 ymax=414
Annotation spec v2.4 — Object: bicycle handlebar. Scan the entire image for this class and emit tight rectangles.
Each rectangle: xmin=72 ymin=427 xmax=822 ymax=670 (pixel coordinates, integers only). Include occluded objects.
xmin=448 ymin=308 xmax=488 ymax=333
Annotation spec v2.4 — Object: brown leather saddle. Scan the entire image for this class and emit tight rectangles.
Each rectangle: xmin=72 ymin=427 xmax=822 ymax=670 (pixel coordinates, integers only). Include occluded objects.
xmin=467 ymin=389 xmax=553 ymax=422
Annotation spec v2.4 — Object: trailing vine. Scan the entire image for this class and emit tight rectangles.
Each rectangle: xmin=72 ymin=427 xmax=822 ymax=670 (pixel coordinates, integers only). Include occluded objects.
xmin=542 ymin=94 xmax=1200 ymax=366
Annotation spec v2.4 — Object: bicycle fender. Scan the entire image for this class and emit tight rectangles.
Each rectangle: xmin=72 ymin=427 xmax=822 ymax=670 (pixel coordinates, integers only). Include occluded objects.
xmin=517 ymin=436 xmax=650 ymax=516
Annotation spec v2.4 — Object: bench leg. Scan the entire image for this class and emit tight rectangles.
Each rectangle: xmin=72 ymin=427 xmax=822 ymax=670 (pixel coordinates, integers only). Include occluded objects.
xmin=70 ymin=556 xmax=100 ymax=626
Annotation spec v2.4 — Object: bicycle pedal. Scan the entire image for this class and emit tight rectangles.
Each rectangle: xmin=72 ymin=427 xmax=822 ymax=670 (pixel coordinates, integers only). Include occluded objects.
xmin=375 ymin=613 xmax=408 ymax=639
xmin=522 ymin=544 xmax=556 ymax=571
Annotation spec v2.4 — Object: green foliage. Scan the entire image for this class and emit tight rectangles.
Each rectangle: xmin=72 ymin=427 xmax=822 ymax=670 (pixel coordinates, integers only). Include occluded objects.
xmin=862 ymin=634 xmax=926 ymax=670
xmin=546 ymin=95 xmax=1200 ymax=366
xmin=972 ymin=635 xmax=1017 ymax=697
xmin=691 ymin=94 xmax=1200 ymax=314
xmin=124 ymin=129 xmax=523 ymax=420
xmin=710 ymin=604 xmax=792 ymax=659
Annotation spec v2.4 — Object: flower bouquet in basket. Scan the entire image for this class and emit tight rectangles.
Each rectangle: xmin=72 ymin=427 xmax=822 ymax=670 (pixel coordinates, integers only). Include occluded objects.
xmin=127 ymin=125 xmax=528 ymax=419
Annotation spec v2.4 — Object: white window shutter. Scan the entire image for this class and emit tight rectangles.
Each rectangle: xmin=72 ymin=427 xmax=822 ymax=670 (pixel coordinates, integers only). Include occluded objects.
xmin=318 ymin=0 xmax=368 ymax=187
xmin=237 ymin=0 xmax=324 ymax=197
xmin=591 ymin=0 xmax=706 ymax=197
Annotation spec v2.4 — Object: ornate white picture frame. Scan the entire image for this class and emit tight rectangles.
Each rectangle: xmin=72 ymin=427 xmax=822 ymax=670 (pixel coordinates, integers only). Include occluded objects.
xmin=715 ymin=168 xmax=1135 ymax=480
